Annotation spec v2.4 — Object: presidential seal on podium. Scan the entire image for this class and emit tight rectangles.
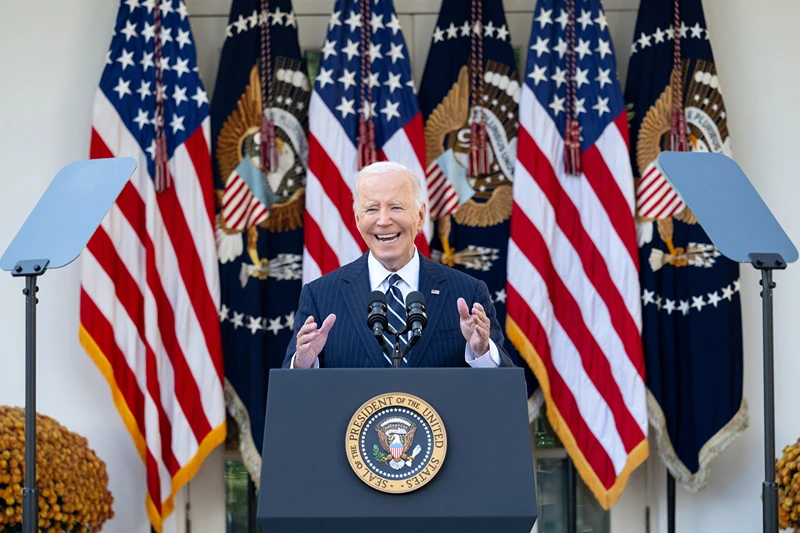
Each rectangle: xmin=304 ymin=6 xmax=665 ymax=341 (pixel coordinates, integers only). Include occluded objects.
xmin=345 ymin=393 xmax=447 ymax=494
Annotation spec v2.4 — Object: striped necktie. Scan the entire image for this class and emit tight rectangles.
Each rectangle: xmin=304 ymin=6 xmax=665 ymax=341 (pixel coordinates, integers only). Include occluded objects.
xmin=385 ymin=274 xmax=408 ymax=353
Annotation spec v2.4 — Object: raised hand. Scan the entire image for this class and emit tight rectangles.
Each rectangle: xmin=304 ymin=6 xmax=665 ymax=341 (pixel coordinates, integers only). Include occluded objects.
xmin=294 ymin=314 xmax=336 ymax=368
xmin=457 ymin=298 xmax=490 ymax=356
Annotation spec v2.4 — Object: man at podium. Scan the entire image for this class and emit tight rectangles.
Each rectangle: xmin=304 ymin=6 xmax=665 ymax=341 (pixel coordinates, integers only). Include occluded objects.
xmin=284 ymin=161 xmax=514 ymax=369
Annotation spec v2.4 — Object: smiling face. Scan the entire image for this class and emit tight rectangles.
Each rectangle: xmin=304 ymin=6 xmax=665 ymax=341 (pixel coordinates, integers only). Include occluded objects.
xmin=354 ymin=170 xmax=426 ymax=272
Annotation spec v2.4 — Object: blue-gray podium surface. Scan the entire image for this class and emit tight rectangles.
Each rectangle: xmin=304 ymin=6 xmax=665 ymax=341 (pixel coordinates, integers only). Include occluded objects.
xmin=258 ymin=368 xmax=537 ymax=533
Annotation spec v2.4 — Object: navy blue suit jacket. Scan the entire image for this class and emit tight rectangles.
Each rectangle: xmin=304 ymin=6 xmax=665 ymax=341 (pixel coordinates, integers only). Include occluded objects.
xmin=283 ymin=253 xmax=514 ymax=368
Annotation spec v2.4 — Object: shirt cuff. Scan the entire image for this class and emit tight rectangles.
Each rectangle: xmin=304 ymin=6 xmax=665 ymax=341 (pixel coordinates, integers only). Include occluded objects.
xmin=290 ymin=352 xmax=320 ymax=369
xmin=465 ymin=339 xmax=501 ymax=368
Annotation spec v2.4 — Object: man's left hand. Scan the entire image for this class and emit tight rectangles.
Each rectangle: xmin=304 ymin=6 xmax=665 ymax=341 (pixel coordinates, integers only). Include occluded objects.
xmin=457 ymin=298 xmax=490 ymax=356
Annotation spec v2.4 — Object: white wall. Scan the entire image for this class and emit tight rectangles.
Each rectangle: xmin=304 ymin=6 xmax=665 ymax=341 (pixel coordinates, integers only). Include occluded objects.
xmin=0 ymin=1 xmax=798 ymax=532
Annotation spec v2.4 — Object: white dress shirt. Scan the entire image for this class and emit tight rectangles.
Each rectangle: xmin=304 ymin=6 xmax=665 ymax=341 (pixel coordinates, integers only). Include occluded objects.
xmin=292 ymin=249 xmax=501 ymax=368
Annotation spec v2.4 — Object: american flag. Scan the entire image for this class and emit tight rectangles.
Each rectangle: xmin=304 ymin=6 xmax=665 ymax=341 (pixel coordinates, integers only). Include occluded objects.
xmin=79 ymin=1 xmax=224 ymax=531
xmin=505 ymin=0 xmax=647 ymax=509
xmin=303 ymin=0 xmax=431 ymax=283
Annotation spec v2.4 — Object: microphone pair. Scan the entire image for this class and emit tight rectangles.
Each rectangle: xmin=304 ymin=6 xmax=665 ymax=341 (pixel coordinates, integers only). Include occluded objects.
xmin=367 ymin=290 xmax=427 ymax=344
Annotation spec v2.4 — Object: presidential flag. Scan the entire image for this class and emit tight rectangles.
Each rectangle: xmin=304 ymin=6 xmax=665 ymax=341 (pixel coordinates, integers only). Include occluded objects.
xmin=80 ymin=1 xmax=224 ymax=531
xmin=210 ymin=0 xmax=307 ymax=486
xmin=625 ymin=0 xmax=747 ymax=491
xmin=418 ymin=0 xmax=536 ymax=400
xmin=506 ymin=0 xmax=648 ymax=509
xmin=303 ymin=0 xmax=431 ymax=283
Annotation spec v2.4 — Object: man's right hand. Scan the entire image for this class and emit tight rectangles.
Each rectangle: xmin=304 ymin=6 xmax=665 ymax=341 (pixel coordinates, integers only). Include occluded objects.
xmin=294 ymin=314 xmax=336 ymax=368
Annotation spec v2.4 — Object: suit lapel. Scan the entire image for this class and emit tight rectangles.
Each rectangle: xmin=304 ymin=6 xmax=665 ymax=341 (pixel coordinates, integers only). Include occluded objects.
xmin=407 ymin=256 xmax=447 ymax=367
xmin=341 ymin=253 xmax=387 ymax=367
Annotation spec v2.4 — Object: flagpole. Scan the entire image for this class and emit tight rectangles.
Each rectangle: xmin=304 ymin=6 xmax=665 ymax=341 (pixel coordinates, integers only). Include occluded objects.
xmin=566 ymin=458 xmax=577 ymax=533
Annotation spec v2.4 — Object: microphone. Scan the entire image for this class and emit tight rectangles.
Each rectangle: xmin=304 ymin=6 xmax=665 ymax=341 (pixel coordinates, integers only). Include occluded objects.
xmin=405 ymin=291 xmax=428 ymax=337
xmin=366 ymin=291 xmax=388 ymax=343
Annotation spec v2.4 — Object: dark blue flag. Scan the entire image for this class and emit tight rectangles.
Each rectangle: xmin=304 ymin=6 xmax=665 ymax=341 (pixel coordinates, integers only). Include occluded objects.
xmin=210 ymin=0 xmax=308 ymax=485
xmin=418 ymin=0 xmax=537 ymax=402
xmin=625 ymin=0 xmax=748 ymax=491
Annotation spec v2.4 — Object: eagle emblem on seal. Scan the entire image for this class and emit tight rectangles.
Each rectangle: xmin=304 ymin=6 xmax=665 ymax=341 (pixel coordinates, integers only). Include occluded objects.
xmin=374 ymin=417 xmax=423 ymax=471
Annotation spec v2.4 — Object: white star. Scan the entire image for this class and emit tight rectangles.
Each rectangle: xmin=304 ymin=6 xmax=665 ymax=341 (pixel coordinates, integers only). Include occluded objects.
xmin=664 ymin=298 xmax=676 ymax=315
xmin=631 ymin=42 xmax=638 ymax=54
xmin=321 ymin=39 xmax=337 ymax=60
xmin=575 ymin=38 xmax=592 ymax=59
xmin=342 ymin=38 xmax=360 ymax=61
xmin=191 ymin=87 xmax=208 ymax=107
xmin=653 ymin=27 xmax=666 ymax=43
xmin=380 ymin=100 xmax=401 ymax=121
xmin=172 ymin=85 xmax=188 ymax=106
xmin=483 ymin=21 xmax=496 ymax=37
xmin=158 ymin=26 xmax=173 ymax=45
xmin=172 ymin=57 xmax=190 ymax=78
xmin=384 ymin=72 xmax=402 ymax=93
xmin=528 ymin=64 xmax=547 ymax=86
xmin=142 ymin=0 xmax=156 ymax=13
xmin=316 ymin=67 xmax=334 ymax=89
xmin=176 ymin=1 xmax=188 ymax=20
xmin=266 ymin=317 xmax=284 ymax=335
xmin=679 ymin=21 xmax=689 ymax=38
xmin=678 ymin=300 xmax=690 ymax=316
xmin=335 ymin=96 xmax=355 ymax=118
xmin=248 ymin=9 xmax=258 ymax=28
xmin=445 ymin=22 xmax=458 ymax=39
xmin=473 ymin=21 xmax=482 ymax=35
xmin=337 ymin=68 xmax=356 ymax=90
xmin=574 ymin=67 xmax=589 ymax=88
xmin=595 ymin=38 xmax=611 ymax=60
xmin=231 ymin=312 xmax=245 ymax=329
xmin=159 ymin=0 xmax=173 ymax=16
xmin=690 ymin=22 xmax=703 ymax=38
xmin=176 ymin=28 xmax=192 ymax=49
xmin=146 ymin=139 xmax=157 ymax=160
xmin=233 ymin=14 xmax=249 ymax=33
xmin=722 ymin=285 xmax=734 ymax=300
xmin=553 ymin=37 xmax=568 ymax=58
xmin=494 ymin=289 xmax=507 ymax=303
xmin=496 ymin=24 xmax=509 ymax=41
xmin=733 ymin=279 xmax=741 ymax=292
xmin=125 ymin=0 xmax=140 ymax=11
xmin=638 ymin=32 xmax=652 ymax=49
xmin=247 ymin=316 xmax=263 ymax=335
xmin=285 ymin=10 xmax=296 ymax=27
xmin=270 ymin=7 xmax=285 ymax=25
xmin=555 ymin=9 xmax=569 ymax=29
xmin=155 ymin=83 xmax=167 ymax=102
xmin=594 ymin=11 xmax=608 ymax=31
xmin=387 ymin=42 xmax=404 ymax=64
xmin=406 ymin=79 xmax=416 ymax=94
xmin=642 ymin=289 xmax=655 ymax=305
xmin=707 ymin=291 xmax=722 ymax=307
xmin=370 ymin=12 xmax=384 ymax=33
xmin=258 ymin=8 xmax=268 ymax=27
xmin=359 ymin=101 xmax=377 ymax=119
xmin=133 ymin=109 xmax=150 ymax=130
xmin=328 ymin=10 xmax=342 ymax=30
xmin=120 ymin=20 xmax=138 ymax=41
xmin=574 ymin=97 xmax=586 ymax=115
xmin=169 ymin=114 xmax=185 ymax=133
xmin=113 ymin=78 xmax=132 ymax=99
xmin=344 ymin=10 xmax=362 ymax=32
xmin=550 ymin=66 xmax=566 ymax=88
xmin=105 ymin=50 xmax=112 ymax=65
xmin=595 ymin=67 xmax=612 ymax=89
xmin=386 ymin=13 xmax=402 ymax=35
xmin=116 ymin=49 xmax=135 ymax=71
xmin=460 ymin=21 xmax=471 ymax=36
xmin=548 ymin=95 xmax=565 ymax=116
xmin=225 ymin=24 xmax=232 ymax=37
xmin=136 ymin=80 xmax=151 ymax=101
xmin=592 ymin=96 xmax=610 ymax=117
xmin=656 ymin=295 xmax=663 ymax=311
xmin=530 ymin=37 xmax=550 ymax=58
xmin=577 ymin=9 xmax=593 ymax=30
xmin=157 ymin=55 xmax=171 ymax=72
xmin=535 ymin=8 xmax=553 ymax=28
xmin=691 ymin=295 xmax=706 ymax=311
xmin=433 ymin=26 xmax=445 ymax=43
xmin=218 ymin=303 xmax=229 ymax=322
xmin=705 ymin=28 xmax=711 ymax=40
xmin=285 ymin=311 xmax=296 ymax=330
xmin=367 ymin=71 xmax=380 ymax=88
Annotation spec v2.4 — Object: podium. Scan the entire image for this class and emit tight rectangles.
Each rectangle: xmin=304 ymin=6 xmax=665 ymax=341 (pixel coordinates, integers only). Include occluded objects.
xmin=257 ymin=368 xmax=538 ymax=533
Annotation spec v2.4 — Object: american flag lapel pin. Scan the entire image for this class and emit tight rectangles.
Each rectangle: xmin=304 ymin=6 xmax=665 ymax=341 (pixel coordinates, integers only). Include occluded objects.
xmin=431 ymin=289 xmax=440 ymax=295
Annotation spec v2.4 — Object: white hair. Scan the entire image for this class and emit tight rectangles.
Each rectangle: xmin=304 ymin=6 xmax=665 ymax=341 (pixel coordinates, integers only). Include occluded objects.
xmin=352 ymin=161 xmax=425 ymax=212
